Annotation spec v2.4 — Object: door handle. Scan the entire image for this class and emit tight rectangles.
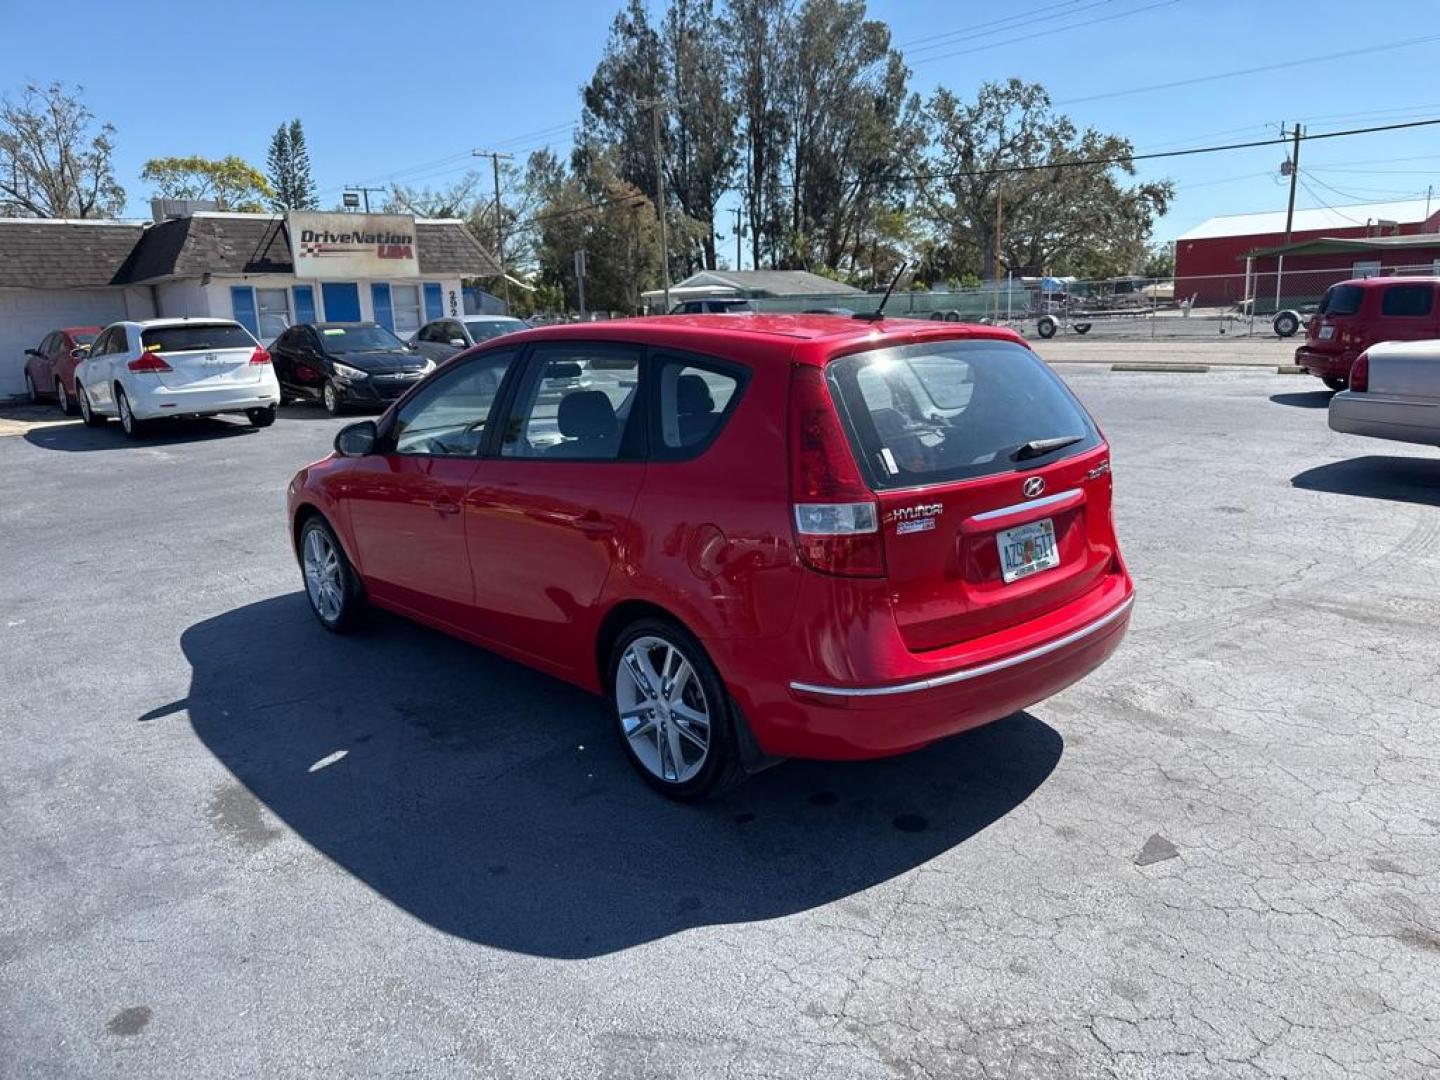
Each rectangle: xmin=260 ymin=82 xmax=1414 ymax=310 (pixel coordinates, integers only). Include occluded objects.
xmin=575 ymin=513 xmax=614 ymax=536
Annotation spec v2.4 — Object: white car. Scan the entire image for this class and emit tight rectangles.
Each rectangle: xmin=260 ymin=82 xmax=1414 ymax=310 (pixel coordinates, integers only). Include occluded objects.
xmin=1328 ymin=340 xmax=1440 ymax=447
xmin=75 ymin=318 xmax=282 ymax=438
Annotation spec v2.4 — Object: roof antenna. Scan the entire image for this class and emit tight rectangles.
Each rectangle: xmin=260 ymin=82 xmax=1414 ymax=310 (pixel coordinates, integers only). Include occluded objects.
xmin=855 ymin=261 xmax=908 ymax=321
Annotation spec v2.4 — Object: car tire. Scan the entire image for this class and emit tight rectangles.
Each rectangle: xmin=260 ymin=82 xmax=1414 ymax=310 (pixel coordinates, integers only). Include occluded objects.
xmin=55 ymin=379 xmax=77 ymax=416
xmin=1273 ymin=311 xmax=1301 ymax=338
xmin=1037 ymin=315 xmax=1058 ymax=339
xmin=76 ymin=382 xmax=106 ymax=427
xmin=323 ymin=381 xmax=345 ymax=416
xmin=1323 ymin=376 xmax=1347 ymax=392
xmin=608 ymin=617 xmax=745 ymax=801
xmin=247 ymin=405 xmax=277 ymax=428
xmin=115 ymin=387 xmax=147 ymax=439
xmin=24 ymin=371 xmax=39 ymax=404
xmin=1073 ymin=322 xmax=1092 ymax=335
xmin=298 ymin=515 xmax=366 ymax=634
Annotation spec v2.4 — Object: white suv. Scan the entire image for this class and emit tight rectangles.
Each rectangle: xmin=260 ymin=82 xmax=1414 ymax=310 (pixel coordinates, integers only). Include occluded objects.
xmin=75 ymin=318 xmax=281 ymax=438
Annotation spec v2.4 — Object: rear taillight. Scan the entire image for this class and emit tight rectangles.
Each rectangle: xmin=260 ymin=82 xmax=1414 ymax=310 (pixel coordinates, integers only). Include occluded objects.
xmin=788 ymin=364 xmax=884 ymax=578
xmin=1349 ymin=351 xmax=1369 ymax=392
xmin=128 ymin=352 xmax=172 ymax=373
xmin=250 ymin=347 xmax=272 ymax=365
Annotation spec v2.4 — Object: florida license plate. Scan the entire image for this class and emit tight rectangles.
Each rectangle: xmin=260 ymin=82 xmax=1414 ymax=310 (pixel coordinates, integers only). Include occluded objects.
xmin=998 ymin=518 xmax=1060 ymax=583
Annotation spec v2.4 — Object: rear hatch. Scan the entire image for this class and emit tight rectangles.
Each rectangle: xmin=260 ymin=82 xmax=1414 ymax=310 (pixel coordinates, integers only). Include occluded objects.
xmin=826 ymin=336 xmax=1118 ymax=652
xmin=140 ymin=323 xmax=263 ymax=390
xmin=1306 ymin=282 xmax=1366 ymax=356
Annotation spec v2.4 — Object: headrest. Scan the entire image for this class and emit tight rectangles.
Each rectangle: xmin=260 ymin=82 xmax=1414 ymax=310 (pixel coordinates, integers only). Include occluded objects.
xmin=557 ymin=391 xmax=617 ymax=438
xmin=676 ymin=373 xmax=714 ymax=414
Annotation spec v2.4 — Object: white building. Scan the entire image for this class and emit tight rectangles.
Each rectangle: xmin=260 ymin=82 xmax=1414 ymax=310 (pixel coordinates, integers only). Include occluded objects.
xmin=0 ymin=208 xmax=499 ymax=397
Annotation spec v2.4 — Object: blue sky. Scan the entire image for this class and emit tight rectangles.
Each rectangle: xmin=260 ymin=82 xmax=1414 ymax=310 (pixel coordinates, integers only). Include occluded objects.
xmin=3 ymin=0 xmax=1438 ymax=259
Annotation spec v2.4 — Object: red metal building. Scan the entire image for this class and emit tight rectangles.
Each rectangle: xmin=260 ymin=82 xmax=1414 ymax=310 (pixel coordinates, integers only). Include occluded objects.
xmin=1174 ymin=199 xmax=1440 ymax=307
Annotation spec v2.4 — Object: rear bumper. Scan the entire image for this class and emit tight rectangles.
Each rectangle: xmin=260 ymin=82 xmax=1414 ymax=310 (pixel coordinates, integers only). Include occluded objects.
xmin=719 ymin=578 xmax=1134 ymax=760
xmin=1295 ymin=346 xmax=1354 ymax=381
xmin=130 ymin=379 xmax=280 ymax=420
xmin=1328 ymin=391 xmax=1440 ymax=446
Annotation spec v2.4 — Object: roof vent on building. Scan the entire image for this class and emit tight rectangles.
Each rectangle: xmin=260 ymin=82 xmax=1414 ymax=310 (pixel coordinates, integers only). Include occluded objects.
xmin=150 ymin=198 xmax=219 ymax=222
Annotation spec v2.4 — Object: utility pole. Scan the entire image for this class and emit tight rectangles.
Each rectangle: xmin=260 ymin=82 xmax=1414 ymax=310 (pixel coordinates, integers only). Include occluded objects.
xmin=1276 ymin=122 xmax=1302 ymax=314
xmin=574 ymin=249 xmax=587 ymax=318
xmin=346 ymin=186 xmax=387 ymax=213
xmin=642 ymin=97 xmax=671 ymax=312
xmin=731 ymin=205 xmax=743 ymax=271
xmin=994 ymin=186 xmax=1004 ymax=322
xmin=473 ymin=150 xmax=515 ymax=311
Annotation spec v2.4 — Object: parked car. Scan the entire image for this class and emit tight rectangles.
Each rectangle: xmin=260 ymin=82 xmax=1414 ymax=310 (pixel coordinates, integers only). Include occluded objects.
xmin=270 ymin=322 xmax=434 ymax=415
xmin=409 ymin=316 xmax=529 ymax=364
xmin=668 ymin=298 xmax=754 ymax=315
xmin=286 ymin=315 xmax=1133 ymax=799
xmin=22 ymin=326 xmax=100 ymax=414
xmin=800 ymin=307 xmax=855 ymax=317
xmin=1328 ymin=340 xmax=1440 ymax=447
xmin=74 ymin=318 xmax=279 ymax=438
xmin=1295 ymin=277 xmax=1440 ymax=390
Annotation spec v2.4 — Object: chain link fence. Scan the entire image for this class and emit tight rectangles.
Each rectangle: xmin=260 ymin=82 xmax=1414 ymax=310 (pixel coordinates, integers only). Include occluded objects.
xmin=735 ymin=261 xmax=1440 ymax=340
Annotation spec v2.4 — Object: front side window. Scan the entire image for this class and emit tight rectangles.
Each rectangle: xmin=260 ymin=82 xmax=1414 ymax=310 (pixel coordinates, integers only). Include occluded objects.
xmin=1380 ymin=284 xmax=1434 ymax=317
xmin=653 ymin=357 xmax=743 ymax=455
xmin=828 ymin=339 xmax=1099 ymax=489
xmin=256 ymin=288 xmax=292 ymax=340
xmin=391 ymin=284 xmax=423 ymax=337
xmin=502 ymin=345 xmax=642 ymax=460
xmin=465 ymin=318 xmax=525 ymax=342
xmin=391 ymin=350 xmax=518 ymax=457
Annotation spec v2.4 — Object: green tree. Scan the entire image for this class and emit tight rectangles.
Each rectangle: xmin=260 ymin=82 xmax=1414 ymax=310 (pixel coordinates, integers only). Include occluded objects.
xmin=0 ymin=81 xmax=124 ymax=218
xmin=266 ymin=119 xmax=318 ymax=211
xmin=662 ymin=0 xmax=737 ymax=271
xmin=916 ymin=79 xmax=1173 ymax=279
xmin=384 ymin=172 xmax=482 ymax=218
xmin=726 ymin=0 xmax=790 ymax=269
xmin=576 ymin=0 xmax=665 ymax=202
xmin=140 ymin=155 xmax=272 ymax=211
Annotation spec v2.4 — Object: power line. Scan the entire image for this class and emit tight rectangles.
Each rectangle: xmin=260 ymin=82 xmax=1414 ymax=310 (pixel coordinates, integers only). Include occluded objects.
xmin=1058 ymin=33 xmax=1440 ymax=105
xmin=909 ymin=0 xmax=1177 ymax=68
xmin=897 ymin=117 xmax=1440 ymax=186
xmin=895 ymin=0 xmax=1088 ymax=50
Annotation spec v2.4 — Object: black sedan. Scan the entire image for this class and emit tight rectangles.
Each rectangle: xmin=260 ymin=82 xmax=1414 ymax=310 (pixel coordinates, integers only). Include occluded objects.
xmin=270 ymin=323 xmax=435 ymax=414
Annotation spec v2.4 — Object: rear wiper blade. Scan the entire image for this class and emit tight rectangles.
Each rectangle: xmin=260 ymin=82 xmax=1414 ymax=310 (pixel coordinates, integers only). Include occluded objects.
xmin=1013 ymin=435 xmax=1084 ymax=461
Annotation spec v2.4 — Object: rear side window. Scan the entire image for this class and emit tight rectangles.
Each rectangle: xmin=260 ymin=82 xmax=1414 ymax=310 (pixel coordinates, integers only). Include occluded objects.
xmin=1320 ymin=285 xmax=1364 ymax=316
xmin=501 ymin=345 xmax=643 ymax=460
xmin=652 ymin=357 xmax=744 ymax=457
xmin=827 ymin=339 xmax=1099 ymax=489
xmin=142 ymin=323 xmax=255 ymax=352
xmin=1380 ymin=284 xmax=1434 ymax=317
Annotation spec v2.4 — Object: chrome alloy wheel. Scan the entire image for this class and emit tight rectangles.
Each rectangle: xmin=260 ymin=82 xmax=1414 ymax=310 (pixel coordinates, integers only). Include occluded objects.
xmin=118 ymin=391 xmax=135 ymax=434
xmin=55 ymin=380 xmax=68 ymax=414
xmin=615 ymin=635 xmax=711 ymax=784
xmin=302 ymin=527 xmax=344 ymax=623
xmin=78 ymin=385 xmax=93 ymax=422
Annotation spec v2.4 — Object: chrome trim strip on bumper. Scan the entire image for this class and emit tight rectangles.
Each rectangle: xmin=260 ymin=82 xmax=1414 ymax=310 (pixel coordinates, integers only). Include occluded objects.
xmin=970 ymin=488 xmax=1082 ymax=521
xmin=789 ymin=593 xmax=1134 ymax=699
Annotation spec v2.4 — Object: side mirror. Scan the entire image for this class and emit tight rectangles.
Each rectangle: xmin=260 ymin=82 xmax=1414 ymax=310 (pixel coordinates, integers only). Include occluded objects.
xmin=334 ymin=420 xmax=378 ymax=457
xmin=25 ymin=348 xmax=42 ymax=359
xmin=71 ymin=347 xmax=89 ymax=362
xmin=448 ymin=338 xmax=467 ymax=347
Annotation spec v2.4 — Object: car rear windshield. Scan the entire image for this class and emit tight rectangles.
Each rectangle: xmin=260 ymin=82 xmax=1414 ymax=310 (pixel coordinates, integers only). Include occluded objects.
xmin=141 ymin=324 xmax=255 ymax=353
xmin=465 ymin=319 xmax=525 ymax=341
xmin=1319 ymin=285 xmax=1364 ymax=316
xmin=73 ymin=331 xmax=98 ymax=345
xmin=827 ymin=338 xmax=1100 ymax=489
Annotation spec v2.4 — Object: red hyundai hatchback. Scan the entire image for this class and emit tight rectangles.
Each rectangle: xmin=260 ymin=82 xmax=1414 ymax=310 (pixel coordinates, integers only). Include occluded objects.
xmin=286 ymin=315 xmax=1133 ymax=798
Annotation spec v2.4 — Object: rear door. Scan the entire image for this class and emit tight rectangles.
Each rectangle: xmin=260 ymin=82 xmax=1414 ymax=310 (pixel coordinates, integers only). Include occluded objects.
xmin=1310 ymin=283 xmax=1366 ymax=357
xmin=464 ymin=341 xmax=647 ymax=674
xmin=1370 ymin=281 xmax=1437 ymax=350
xmin=827 ymin=336 xmax=1118 ymax=651
xmin=139 ymin=322 xmax=262 ymax=391
xmin=33 ymin=333 xmax=57 ymax=387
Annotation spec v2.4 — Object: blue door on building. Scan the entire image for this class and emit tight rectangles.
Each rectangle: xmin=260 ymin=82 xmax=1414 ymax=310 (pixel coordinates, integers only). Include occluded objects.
xmin=321 ymin=282 xmax=361 ymax=323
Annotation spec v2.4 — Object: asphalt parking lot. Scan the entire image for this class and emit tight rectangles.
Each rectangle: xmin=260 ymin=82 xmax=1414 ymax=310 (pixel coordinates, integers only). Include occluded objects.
xmin=2 ymin=370 xmax=1437 ymax=1080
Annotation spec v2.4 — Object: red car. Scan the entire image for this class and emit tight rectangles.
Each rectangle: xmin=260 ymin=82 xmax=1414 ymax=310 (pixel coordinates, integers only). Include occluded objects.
xmin=1296 ymin=277 xmax=1440 ymax=389
xmin=23 ymin=326 xmax=101 ymax=414
xmin=287 ymin=315 xmax=1134 ymax=798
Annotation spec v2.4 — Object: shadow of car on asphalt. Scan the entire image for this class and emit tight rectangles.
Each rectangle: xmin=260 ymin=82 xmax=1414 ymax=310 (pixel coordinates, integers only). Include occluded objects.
xmin=1269 ymin=390 xmax=1334 ymax=409
xmin=1293 ymin=455 xmax=1440 ymax=506
xmin=22 ymin=417 xmax=260 ymax=452
xmin=177 ymin=593 xmax=1064 ymax=959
